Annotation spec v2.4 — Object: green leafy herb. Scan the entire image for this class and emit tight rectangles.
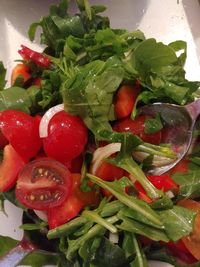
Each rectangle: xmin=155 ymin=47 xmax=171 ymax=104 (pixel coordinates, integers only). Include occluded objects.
xmin=144 ymin=114 xmax=163 ymax=134
xmin=0 ymin=61 xmax=7 ymax=89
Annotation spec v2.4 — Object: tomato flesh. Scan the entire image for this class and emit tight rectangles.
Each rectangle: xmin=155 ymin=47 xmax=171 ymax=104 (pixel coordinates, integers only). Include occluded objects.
xmin=11 ymin=63 xmax=31 ymax=85
xmin=113 ymin=115 xmax=162 ymax=145
xmin=43 ymin=111 xmax=88 ymax=164
xmin=0 ymin=110 xmax=42 ymax=161
xmin=16 ymin=158 xmax=72 ymax=210
xmin=48 ymin=173 xmax=99 ymax=228
xmin=114 ymin=82 xmax=140 ymax=119
xmin=0 ymin=144 xmax=26 ymax=192
xmin=178 ymin=199 xmax=200 ymax=260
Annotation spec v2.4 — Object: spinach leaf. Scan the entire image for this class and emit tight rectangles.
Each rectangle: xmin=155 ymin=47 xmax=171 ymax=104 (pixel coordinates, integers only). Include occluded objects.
xmin=0 ymin=87 xmax=32 ymax=113
xmin=20 ymin=251 xmax=59 ymax=267
xmin=0 ymin=61 xmax=6 ymax=90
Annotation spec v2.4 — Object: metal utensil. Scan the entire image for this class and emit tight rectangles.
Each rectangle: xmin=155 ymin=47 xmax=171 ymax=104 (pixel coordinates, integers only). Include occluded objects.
xmin=0 ymin=211 xmax=57 ymax=267
xmin=139 ymin=99 xmax=200 ymax=175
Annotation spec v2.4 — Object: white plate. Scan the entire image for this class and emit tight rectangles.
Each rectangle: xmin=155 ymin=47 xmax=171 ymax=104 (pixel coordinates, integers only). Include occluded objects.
xmin=0 ymin=0 xmax=200 ymax=266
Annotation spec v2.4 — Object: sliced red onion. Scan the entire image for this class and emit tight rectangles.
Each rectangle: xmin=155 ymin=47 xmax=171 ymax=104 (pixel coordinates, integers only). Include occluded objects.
xmin=90 ymin=143 xmax=121 ymax=175
xmin=39 ymin=103 xmax=64 ymax=138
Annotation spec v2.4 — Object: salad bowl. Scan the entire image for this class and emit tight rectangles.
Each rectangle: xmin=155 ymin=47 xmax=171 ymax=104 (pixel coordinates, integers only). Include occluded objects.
xmin=0 ymin=0 xmax=200 ymax=266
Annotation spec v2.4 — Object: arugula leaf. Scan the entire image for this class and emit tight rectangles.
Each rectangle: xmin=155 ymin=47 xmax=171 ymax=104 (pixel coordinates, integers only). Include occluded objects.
xmin=63 ymin=57 xmax=124 ymax=138
xmin=118 ymin=212 xmax=169 ymax=242
xmin=106 ymin=133 xmax=162 ymax=199
xmin=123 ymin=233 xmax=148 ymax=267
xmin=171 ymin=157 xmax=200 ymax=199
xmin=144 ymin=114 xmax=163 ymax=134
xmin=158 ymin=206 xmax=196 ymax=241
xmin=0 ymin=236 xmax=18 ymax=257
xmin=0 ymin=61 xmax=6 ymax=90
xmin=87 ymin=174 xmax=163 ymax=227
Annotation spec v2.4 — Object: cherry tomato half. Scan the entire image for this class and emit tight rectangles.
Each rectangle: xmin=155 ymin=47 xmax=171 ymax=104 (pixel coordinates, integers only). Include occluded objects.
xmin=16 ymin=158 xmax=72 ymax=210
xmin=48 ymin=173 xmax=99 ymax=228
xmin=43 ymin=111 xmax=88 ymax=164
xmin=178 ymin=199 xmax=200 ymax=260
xmin=0 ymin=110 xmax=42 ymax=161
xmin=113 ymin=115 xmax=162 ymax=145
xmin=0 ymin=144 xmax=26 ymax=192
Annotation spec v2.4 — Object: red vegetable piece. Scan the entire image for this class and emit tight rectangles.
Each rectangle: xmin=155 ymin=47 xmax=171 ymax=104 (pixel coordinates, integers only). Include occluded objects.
xmin=0 ymin=110 xmax=42 ymax=161
xmin=43 ymin=111 xmax=88 ymax=164
xmin=18 ymin=45 xmax=51 ymax=68
xmin=113 ymin=115 xmax=162 ymax=145
xmin=114 ymin=81 xmax=140 ymax=119
xmin=48 ymin=173 xmax=99 ymax=228
xmin=0 ymin=144 xmax=26 ymax=192
xmin=16 ymin=158 xmax=72 ymax=210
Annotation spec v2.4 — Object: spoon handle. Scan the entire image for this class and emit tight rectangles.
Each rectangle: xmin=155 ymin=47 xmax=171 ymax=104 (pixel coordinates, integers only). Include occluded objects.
xmin=186 ymin=98 xmax=200 ymax=121
xmin=0 ymin=244 xmax=33 ymax=267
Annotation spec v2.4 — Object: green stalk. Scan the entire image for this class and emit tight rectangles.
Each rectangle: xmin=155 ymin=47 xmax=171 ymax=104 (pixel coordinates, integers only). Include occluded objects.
xmin=66 ymin=215 xmax=119 ymax=261
xmin=87 ymin=173 xmax=163 ymax=227
xmin=137 ymin=143 xmax=177 ymax=159
xmin=47 ymin=216 xmax=88 ymax=240
xmin=82 ymin=210 xmax=118 ymax=233
xmin=118 ymin=157 xmax=162 ymax=199
xmin=47 ymin=200 xmax=124 ymax=239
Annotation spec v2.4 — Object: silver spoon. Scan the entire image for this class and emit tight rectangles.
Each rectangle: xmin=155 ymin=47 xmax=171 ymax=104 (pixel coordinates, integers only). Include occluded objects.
xmin=137 ymin=98 xmax=200 ymax=175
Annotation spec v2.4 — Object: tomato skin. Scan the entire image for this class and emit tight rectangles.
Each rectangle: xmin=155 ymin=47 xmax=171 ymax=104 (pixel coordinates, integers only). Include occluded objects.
xmin=134 ymin=174 xmax=178 ymax=203
xmin=0 ymin=129 xmax=8 ymax=149
xmin=114 ymin=82 xmax=140 ymax=119
xmin=18 ymin=45 xmax=51 ymax=68
xmin=169 ymin=158 xmax=189 ymax=175
xmin=43 ymin=111 xmax=88 ymax=164
xmin=164 ymin=240 xmax=197 ymax=264
xmin=32 ymin=77 xmax=42 ymax=87
xmin=95 ymin=161 xmax=125 ymax=181
xmin=11 ymin=63 xmax=31 ymax=85
xmin=178 ymin=199 xmax=200 ymax=260
xmin=48 ymin=173 xmax=99 ymax=229
xmin=0 ymin=144 xmax=26 ymax=192
xmin=16 ymin=158 xmax=72 ymax=210
xmin=0 ymin=110 xmax=42 ymax=161
xmin=113 ymin=115 xmax=162 ymax=145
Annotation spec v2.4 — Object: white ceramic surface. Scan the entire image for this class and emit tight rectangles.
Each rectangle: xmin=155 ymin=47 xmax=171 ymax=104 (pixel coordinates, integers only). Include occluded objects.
xmin=0 ymin=0 xmax=200 ymax=266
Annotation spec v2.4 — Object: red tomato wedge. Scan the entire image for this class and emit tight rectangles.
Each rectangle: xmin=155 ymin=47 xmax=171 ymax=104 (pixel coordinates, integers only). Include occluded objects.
xmin=178 ymin=199 xmax=200 ymax=260
xmin=95 ymin=161 xmax=125 ymax=181
xmin=16 ymin=158 xmax=72 ymax=210
xmin=11 ymin=63 xmax=31 ymax=85
xmin=114 ymin=82 xmax=140 ymax=119
xmin=113 ymin=115 xmax=162 ymax=145
xmin=48 ymin=173 xmax=100 ymax=229
xmin=43 ymin=111 xmax=88 ymax=164
xmin=0 ymin=144 xmax=26 ymax=192
xmin=134 ymin=174 xmax=178 ymax=203
xmin=165 ymin=240 xmax=197 ymax=264
xmin=0 ymin=110 xmax=42 ymax=161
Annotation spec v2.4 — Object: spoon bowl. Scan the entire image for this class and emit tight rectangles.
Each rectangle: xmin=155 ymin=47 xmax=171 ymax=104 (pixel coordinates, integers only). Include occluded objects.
xmin=139 ymin=99 xmax=200 ymax=175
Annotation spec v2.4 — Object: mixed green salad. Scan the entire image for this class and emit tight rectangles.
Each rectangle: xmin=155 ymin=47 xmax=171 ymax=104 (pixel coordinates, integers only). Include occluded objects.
xmin=1 ymin=0 xmax=200 ymax=266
